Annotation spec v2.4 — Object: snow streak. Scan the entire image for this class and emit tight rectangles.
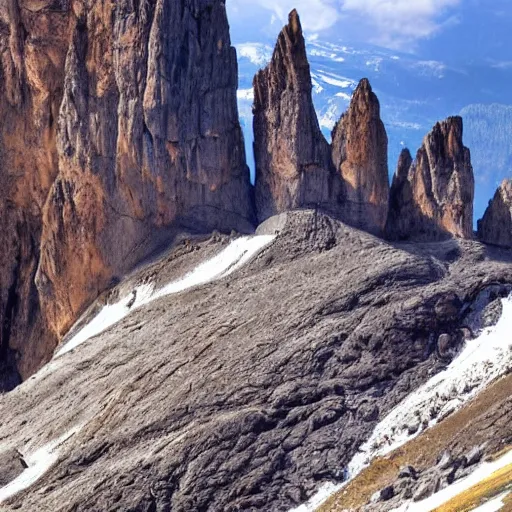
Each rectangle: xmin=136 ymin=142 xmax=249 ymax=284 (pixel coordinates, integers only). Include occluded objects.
xmin=57 ymin=235 xmax=275 ymax=356
xmin=0 ymin=426 xmax=81 ymax=503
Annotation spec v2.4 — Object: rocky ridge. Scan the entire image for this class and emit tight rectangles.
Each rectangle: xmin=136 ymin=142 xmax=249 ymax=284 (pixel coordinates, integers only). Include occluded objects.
xmin=0 ymin=2 xmax=505 ymax=393
xmin=0 ymin=211 xmax=511 ymax=511
xmin=478 ymin=179 xmax=512 ymax=248
xmin=387 ymin=117 xmax=475 ymax=241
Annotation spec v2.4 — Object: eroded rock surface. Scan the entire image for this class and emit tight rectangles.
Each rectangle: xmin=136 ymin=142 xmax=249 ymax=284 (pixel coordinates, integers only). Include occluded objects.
xmin=325 ymin=374 xmax=512 ymax=512
xmin=478 ymin=179 xmax=512 ymax=247
xmin=387 ymin=117 xmax=475 ymax=241
xmin=253 ymin=10 xmax=340 ymax=223
xmin=0 ymin=0 xmax=253 ymax=386
xmin=0 ymin=211 xmax=511 ymax=512
xmin=331 ymin=78 xmax=390 ymax=235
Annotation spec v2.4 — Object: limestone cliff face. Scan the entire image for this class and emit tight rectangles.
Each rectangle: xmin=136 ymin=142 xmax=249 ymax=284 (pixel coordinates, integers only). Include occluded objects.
xmin=387 ymin=117 xmax=475 ymax=241
xmin=331 ymin=78 xmax=390 ymax=235
xmin=477 ymin=180 xmax=512 ymax=247
xmin=0 ymin=0 xmax=253 ymax=386
xmin=253 ymin=10 xmax=340 ymax=223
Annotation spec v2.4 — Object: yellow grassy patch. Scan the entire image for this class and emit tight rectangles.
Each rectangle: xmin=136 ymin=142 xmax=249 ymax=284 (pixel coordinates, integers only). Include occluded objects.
xmin=317 ymin=375 xmax=512 ymax=512
xmin=433 ymin=462 xmax=512 ymax=512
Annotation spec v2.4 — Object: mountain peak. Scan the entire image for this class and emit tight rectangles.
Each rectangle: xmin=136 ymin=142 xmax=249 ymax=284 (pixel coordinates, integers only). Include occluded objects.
xmin=387 ymin=117 xmax=474 ymax=240
xmin=478 ymin=178 xmax=512 ymax=247
xmin=331 ymin=77 xmax=390 ymax=235
xmin=253 ymin=11 xmax=339 ymax=223
xmin=288 ymin=9 xmax=302 ymax=36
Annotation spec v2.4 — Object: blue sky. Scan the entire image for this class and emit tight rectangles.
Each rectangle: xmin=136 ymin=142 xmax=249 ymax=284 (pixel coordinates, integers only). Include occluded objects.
xmin=228 ymin=0 xmax=512 ymax=63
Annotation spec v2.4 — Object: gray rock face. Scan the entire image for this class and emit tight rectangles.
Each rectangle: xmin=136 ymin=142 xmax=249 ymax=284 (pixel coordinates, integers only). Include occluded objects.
xmin=253 ymin=10 xmax=340 ymax=223
xmin=1 ymin=211 xmax=511 ymax=512
xmin=0 ymin=0 xmax=254 ymax=386
xmin=478 ymin=179 xmax=512 ymax=247
xmin=387 ymin=117 xmax=475 ymax=241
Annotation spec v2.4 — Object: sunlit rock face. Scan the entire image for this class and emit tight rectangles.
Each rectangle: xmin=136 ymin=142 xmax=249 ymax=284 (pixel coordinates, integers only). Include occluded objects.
xmin=253 ymin=10 xmax=341 ymax=224
xmin=0 ymin=0 xmax=254 ymax=386
xmin=478 ymin=179 xmax=512 ymax=248
xmin=331 ymin=78 xmax=390 ymax=236
xmin=387 ymin=117 xmax=475 ymax=241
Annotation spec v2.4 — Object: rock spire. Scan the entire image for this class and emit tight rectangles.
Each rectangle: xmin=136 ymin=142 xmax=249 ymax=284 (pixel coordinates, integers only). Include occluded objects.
xmin=253 ymin=9 xmax=340 ymax=223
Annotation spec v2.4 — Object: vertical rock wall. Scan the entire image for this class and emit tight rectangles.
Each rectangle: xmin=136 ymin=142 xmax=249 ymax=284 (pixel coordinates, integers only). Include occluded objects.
xmin=0 ymin=0 xmax=254 ymax=385
xmin=331 ymin=78 xmax=390 ymax=235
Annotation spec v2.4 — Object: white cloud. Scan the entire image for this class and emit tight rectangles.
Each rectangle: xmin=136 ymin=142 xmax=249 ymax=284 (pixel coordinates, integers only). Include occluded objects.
xmin=340 ymin=0 xmax=462 ymax=48
xmin=491 ymin=61 xmax=512 ymax=70
xmin=230 ymin=0 xmax=340 ymax=32
xmin=229 ymin=0 xmax=463 ymax=50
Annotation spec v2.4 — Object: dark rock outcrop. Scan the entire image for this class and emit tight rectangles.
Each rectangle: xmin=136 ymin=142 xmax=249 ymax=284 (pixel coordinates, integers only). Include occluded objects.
xmin=385 ymin=148 xmax=414 ymax=238
xmin=0 ymin=0 xmax=253 ymax=386
xmin=387 ymin=117 xmax=474 ymax=241
xmin=253 ymin=10 xmax=340 ymax=223
xmin=331 ymin=78 xmax=390 ymax=235
xmin=477 ymin=179 xmax=512 ymax=247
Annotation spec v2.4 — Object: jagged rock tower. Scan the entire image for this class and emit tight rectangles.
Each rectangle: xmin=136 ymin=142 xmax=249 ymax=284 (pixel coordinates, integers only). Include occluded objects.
xmin=478 ymin=179 xmax=512 ymax=247
xmin=253 ymin=10 xmax=341 ymax=223
xmin=331 ymin=78 xmax=390 ymax=235
xmin=0 ymin=0 xmax=253 ymax=387
xmin=386 ymin=117 xmax=475 ymax=240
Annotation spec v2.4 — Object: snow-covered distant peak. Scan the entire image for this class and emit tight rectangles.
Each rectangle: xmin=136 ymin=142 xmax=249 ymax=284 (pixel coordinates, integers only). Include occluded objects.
xmin=237 ymin=88 xmax=254 ymax=101
xmin=366 ymin=56 xmax=383 ymax=72
xmin=313 ymin=71 xmax=356 ymax=90
xmin=414 ymin=60 xmax=447 ymax=78
xmin=237 ymin=43 xmax=273 ymax=67
xmin=310 ymin=47 xmax=345 ymax=63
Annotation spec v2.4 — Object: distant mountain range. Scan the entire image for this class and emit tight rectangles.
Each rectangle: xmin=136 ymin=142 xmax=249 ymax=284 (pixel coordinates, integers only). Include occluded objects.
xmin=235 ymin=37 xmax=512 ymax=224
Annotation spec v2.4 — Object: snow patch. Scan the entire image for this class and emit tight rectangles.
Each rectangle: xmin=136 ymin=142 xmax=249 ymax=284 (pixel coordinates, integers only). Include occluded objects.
xmin=237 ymin=88 xmax=254 ymax=101
xmin=0 ymin=427 xmax=81 ymax=503
xmin=309 ymin=48 xmax=345 ymax=63
xmin=414 ymin=60 xmax=446 ymax=78
xmin=349 ymin=294 xmax=512 ymax=476
xmin=316 ymin=73 xmax=354 ymax=89
xmin=473 ymin=492 xmax=510 ymax=512
xmin=311 ymin=78 xmax=324 ymax=94
xmin=366 ymin=57 xmax=383 ymax=71
xmin=154 ymin=235 xmax=275 ymax=298
xmin=288 ymin=294 xmax=512 ymax=512
xmin=237 ymin=43 xmax=272 ymax=67
xmin=56 ymin=283 xmax=154 ymax=357
xmin=289 ymin=482 xmax=341 ymax=512
xmin=392 ymin=450 xmax=512 ymax=512
xmin=57 ymin=236 xmax=275 ymax=356
xmin=335 ymin=92 xmax=351 ymax=101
